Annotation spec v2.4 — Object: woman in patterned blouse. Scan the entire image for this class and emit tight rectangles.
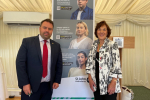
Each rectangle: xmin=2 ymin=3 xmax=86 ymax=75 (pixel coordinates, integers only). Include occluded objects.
xmin=86 ymin=21 xmax=122 ymax=100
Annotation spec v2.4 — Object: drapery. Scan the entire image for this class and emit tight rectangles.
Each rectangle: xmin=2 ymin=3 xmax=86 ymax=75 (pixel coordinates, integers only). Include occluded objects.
xmin=95 ymin=14 xmax=150 ymax=26
xmin=1 ymin=0 xmax=150 ymax=15
xmin=0 ymin=57 xmax=8 ymax=99
xmin=0 ymin=18 xmax=40 ymax=89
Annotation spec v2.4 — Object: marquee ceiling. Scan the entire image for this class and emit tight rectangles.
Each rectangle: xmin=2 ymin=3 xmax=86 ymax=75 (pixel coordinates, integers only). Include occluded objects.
xmin=0 ymin=0 xmax=150 ymax=15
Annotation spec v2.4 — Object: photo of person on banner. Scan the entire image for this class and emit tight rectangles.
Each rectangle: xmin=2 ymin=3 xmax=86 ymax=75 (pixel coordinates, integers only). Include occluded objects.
xmin=68 ymin=51 xmax=87 ymax=77
xmin=70 ymin=0 xmax=93 ymax=20
xmin=68 ymin=21 xmax=93 ymax=49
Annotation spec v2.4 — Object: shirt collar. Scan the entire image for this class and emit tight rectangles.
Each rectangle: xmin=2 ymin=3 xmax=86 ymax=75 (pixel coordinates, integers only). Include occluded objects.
xmin=39 ymin=34 xmax=50 ymax=43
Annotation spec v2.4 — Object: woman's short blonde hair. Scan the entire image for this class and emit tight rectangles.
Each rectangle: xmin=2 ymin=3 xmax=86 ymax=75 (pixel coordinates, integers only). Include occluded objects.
xmin=76 ymin=21 xmax=89 ymax=36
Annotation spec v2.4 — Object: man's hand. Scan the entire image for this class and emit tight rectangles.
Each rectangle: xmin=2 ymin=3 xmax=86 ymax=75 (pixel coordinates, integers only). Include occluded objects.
xmin=107 ymin=79 xmax=117 ymax=95
xmin=23 ymin=84 xmax=31 ymax=95
xmin=53 ymin=83 xmax=59 ymax=89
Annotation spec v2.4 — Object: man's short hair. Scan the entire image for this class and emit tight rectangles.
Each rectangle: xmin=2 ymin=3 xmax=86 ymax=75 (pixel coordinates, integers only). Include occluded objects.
xmin=40 ymin=19 xmax=54 ymax=27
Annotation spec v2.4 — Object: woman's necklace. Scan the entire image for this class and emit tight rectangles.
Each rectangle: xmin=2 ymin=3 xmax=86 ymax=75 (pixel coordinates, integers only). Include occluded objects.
xmin=99 ymin=40 xmax=104 ymax=48
xmin=97 ymin=42 xmax=100 ymax=52
xmin=99 ymin=42 xmax=101 ymax=48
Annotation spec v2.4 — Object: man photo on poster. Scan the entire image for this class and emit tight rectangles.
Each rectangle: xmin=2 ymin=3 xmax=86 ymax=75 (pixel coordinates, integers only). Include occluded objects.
xmin=70 ymin=0 xmax=93 ymax=20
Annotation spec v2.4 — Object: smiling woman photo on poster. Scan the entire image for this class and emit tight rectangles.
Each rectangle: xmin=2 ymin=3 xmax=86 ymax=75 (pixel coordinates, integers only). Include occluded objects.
xmin=68 ymin=21 xmax=93 ymax=49
xmin=68 ymin=51 xmax=87 ymax=77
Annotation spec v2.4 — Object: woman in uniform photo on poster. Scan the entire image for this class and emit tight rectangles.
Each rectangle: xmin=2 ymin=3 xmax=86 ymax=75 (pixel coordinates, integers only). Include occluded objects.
xmin=68 ymin=51 xmax=87 ymax=77
xmin=68 ymin=21 xmax=93 ymax=49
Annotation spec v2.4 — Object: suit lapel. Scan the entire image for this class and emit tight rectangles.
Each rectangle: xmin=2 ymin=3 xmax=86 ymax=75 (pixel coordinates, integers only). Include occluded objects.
xmin=50 ymin=39 xmax=54 ymax=65
xmin=34 ymin=36 xmax=42 ymax=64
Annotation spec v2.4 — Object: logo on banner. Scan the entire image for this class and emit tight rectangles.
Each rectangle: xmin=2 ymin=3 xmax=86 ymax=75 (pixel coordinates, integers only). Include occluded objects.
xmin=75 ymin=77 xmax=87 ymax=82
xmin=56 ymin=35 xmax=72 ymax=39
xmin=75 ymin=77 xmax=78 ymax=80
xmin=57 ymin=6 xmax=72 ymax=10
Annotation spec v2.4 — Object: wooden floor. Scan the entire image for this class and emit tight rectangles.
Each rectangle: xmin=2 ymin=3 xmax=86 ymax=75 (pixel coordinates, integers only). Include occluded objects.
xmin=6 ymin=97 xmax=21 ymax=100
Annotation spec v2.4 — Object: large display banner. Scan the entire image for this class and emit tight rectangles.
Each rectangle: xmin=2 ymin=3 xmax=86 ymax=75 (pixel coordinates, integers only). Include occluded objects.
xmin=52 ymin=0 xmax=94 ymax=99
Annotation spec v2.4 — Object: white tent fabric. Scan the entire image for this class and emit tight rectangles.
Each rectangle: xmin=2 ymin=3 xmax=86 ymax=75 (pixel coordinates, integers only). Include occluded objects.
xmin=95 ymin=0 xmax=150 ymax=15
xmin=0 ymin=57 xmax=8 ymax=99
xmin=126 ymin=14 xmax=150 ymax=26
xmin=95 ymin=14 xmax=150 ymax=26
xmin=0 ymin=0 xmax=150 ymax=90
xmin=0 ymin=0 xmax=150 ymax=16
xmin=0 ymin=0 xmax=150 ymax=15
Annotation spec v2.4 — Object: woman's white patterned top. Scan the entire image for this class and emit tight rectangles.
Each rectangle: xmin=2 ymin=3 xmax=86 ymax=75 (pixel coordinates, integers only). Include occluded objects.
xmin=86 ymin=38 xmax=122 ymax=95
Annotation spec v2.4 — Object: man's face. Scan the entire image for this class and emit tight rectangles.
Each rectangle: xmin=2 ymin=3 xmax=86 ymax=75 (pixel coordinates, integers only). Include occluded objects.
xmin=39 ymin=21 xmax=53 ymax=40
xmin=77 ymin=0 xmax=88 ymax=10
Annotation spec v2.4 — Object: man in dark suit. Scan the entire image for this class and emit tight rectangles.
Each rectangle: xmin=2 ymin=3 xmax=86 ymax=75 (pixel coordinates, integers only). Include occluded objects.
xmin=70 ymin=0 xmax=93 ymax=20
xmin=16 ymin=19 xmax=62 ymax=100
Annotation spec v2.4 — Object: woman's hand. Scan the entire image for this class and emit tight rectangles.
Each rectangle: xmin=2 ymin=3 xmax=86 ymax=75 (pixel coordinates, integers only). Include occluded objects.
xmin=107 ymin=78 xmax=117 ymax=95
xmin=88 ymin=74 xmax=96 ymax=92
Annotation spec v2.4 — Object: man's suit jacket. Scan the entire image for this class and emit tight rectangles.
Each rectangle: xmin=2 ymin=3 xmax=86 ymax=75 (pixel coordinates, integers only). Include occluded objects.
xmin=16 ymin=35 xmax=62 ymax=92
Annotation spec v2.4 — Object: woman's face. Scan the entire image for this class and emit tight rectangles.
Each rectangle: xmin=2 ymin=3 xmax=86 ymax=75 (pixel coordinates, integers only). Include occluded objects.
xmin=77 ymin=53 xmax=87 ymax=67
xmin=97 ymin=25 xmax=108 ymax=40
xmin=76 ymin=23 xmax=86 ymax=36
